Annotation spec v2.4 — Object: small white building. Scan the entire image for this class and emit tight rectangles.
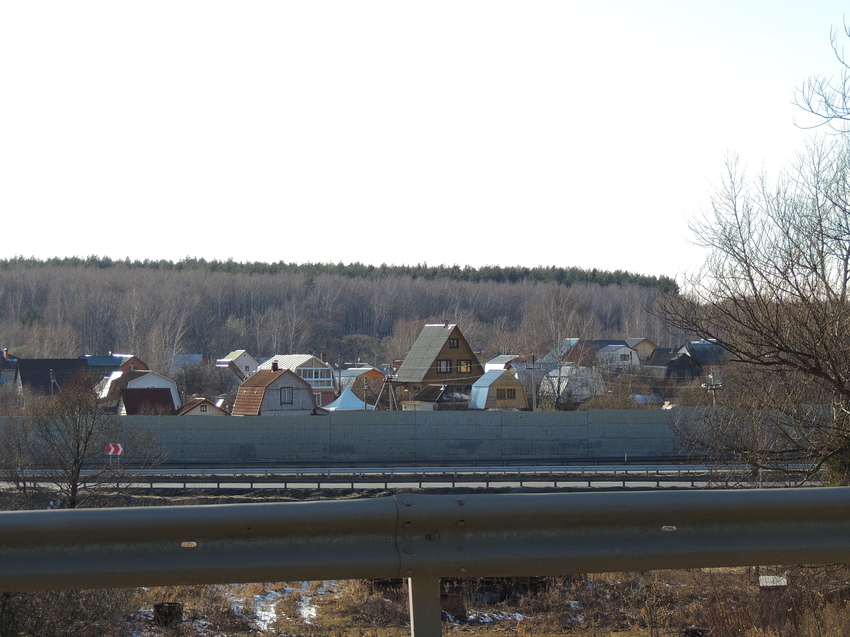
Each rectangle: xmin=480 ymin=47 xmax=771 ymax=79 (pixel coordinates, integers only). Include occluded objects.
xmin=596 ymin=345 xmax=641 ymax=373
xmin=539 ymin=365 xmax=605 ymax=404
xmin=216 ymin=350 xmax=260 ymax=380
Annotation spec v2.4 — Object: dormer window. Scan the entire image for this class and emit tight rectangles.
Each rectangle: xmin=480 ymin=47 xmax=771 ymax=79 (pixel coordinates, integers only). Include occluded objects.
xmin=449 ymin=338 xmax=459 ymax=349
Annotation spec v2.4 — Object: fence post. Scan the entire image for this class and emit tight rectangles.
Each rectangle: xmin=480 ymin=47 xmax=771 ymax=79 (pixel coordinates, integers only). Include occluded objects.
xmin=408 ymin=576 xmax=442 ymax=637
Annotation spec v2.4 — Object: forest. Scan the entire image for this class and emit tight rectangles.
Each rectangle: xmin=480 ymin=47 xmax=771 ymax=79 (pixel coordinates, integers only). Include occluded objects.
xmin=0 ymin=258 xmax=685 ymax=374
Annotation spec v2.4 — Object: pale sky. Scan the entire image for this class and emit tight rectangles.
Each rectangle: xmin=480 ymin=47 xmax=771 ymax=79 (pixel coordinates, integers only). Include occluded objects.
xmin=1 ymin=2 xmax=846 ymax=280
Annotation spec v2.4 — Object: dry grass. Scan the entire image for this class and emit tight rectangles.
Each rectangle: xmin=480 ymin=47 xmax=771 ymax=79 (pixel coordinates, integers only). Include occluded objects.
xmin=7 ymin=568 xmax=850 ymax=636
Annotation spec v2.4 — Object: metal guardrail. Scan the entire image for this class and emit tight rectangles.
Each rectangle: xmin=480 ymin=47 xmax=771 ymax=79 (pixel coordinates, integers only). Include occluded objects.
xmin=53 ymin=464 xmax=812 ymax=490
xmin=2 ymin=488 xmax=850 ymax=636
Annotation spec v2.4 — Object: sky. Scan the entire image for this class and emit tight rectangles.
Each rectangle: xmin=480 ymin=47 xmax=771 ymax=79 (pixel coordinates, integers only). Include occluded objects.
xmin=1 ymin=1 xmax=847 ymax=281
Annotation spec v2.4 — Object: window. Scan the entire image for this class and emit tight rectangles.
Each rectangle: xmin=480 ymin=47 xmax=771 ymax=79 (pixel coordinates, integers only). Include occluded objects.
xmin=449 ymin=338 xmax=459 ymax=349
xmin=457 ymin=360 xmax=472 ymax=374
xmin=620 ymin=354 xmax=631 ymax=362
xmin=314 ymin=392 xmax=322 ymax=406
xmin=280 ymin=387 xmax=293 ymax=404
xmin=200 ymin=404 xmax=207 ymax=412
xmin=496 ymin=388 xmax=517 ymax=400
xmin=436 ymin=359 xmax=451 ymax=373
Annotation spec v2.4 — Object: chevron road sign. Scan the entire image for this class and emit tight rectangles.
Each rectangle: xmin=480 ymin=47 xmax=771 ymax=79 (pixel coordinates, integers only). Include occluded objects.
xmin=104 ymin=443 xmax=124 ymax=456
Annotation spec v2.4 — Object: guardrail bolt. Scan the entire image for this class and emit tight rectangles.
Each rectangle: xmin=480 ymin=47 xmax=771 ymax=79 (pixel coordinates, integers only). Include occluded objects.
xmin=403 ymin=498 xmax=412 ymax=507
xmin=403 ymin=521 xmax=413 ymax=530
xmin=427 ymin=532 xmax=440 ymax=540
xmin=455 ymin=520 xmax=466 ymax=527
xmin=456 ymin=499 xmax=465 ymax=505
xmin=405 ymin=569 xmax=414 ymax=576
xmin=458 ymin=567 xmax=466 ymax=574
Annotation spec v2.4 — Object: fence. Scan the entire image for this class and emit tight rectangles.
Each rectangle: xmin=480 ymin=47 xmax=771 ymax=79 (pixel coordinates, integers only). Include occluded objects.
xmin=2 ymin=487 xmax=850 ymax=636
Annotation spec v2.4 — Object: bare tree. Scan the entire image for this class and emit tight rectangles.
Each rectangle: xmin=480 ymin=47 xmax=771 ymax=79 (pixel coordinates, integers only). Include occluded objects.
xmin=795 ymin=23 xmax=850 ymax=132
xmin=0 ymin=372 xmax=163 ymax=509
xmin=659 ymin=140 xmax=850 ymax=482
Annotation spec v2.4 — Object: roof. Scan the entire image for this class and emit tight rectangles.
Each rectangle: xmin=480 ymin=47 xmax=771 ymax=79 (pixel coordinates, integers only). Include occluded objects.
xmin=177 ymin=397 xmax=229 ymax=415
xmin=15 ymin=358 xmax=90 ymax=394
xmin=540 ymin=338 xmax=579 ymax=364
xmin=625 ymin=338 xmax=655 ymax=349
xmin=81 ymin=354 xmax=134 ymax=369
xmin=221 ymin=349 xmax=248 ymax=362
xmin=598 ymin=344 xmax=631 ymax=353
xmin=121 ymin=388 xmax=176 ymax=415
xmin=232 ymin=368 xmax=290 ymax=415
xmin=485 ymin=354 xmax=519 ymax=368
xmin=395 ymin=323 xmax=460 ymax=383
xmin=339 ymin=366 xmax=384 ymax=379
xmin=680 ymin=340 xmax=726 ymax=366
xmin=472 ymin=369 xmax=512 ymax=389
xmin=258 ymin=354 xmax=329 ymax=371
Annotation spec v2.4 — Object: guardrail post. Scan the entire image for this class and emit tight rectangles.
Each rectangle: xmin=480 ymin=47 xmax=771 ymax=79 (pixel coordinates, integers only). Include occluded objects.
xmin=408 ymin=576 xmax=442 ymax=637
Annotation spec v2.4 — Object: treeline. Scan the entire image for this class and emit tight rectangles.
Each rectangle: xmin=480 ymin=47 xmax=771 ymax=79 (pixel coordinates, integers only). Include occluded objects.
xmin=0 ymin=257 xmax=679 ymax=293
xmin=0 ymin=259 xmax=685 ymax=373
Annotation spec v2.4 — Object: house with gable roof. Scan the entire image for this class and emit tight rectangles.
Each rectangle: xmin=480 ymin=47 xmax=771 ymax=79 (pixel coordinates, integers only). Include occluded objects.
xmin=232 ymin=363 xmax=321 ymax=416
xmin=216 ymin=350 xmax=260 ymax=381
xmin=14 ymin=358 xmax=90 ymax=397
xmin=99 ymin=369 xmax=181 ymax=415
xmin=596 ymin=344 xmax=641 ymax=373
xmin=394 ymin=323 xmax=484 ymax=397
xmin=624 ymin=338 xmax=658 ymax=363
xmin=469 ymin=369 xmax=529 ymax=410
xmin=177 ymin=397 xmax=230 ymax=416
xmin=257 ymin=354 xmax=337 ymax=407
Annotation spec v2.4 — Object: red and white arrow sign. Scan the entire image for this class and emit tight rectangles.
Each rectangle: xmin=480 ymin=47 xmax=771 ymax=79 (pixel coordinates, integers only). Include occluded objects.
xmin=104 ymin=443 xmax=124 ymax=456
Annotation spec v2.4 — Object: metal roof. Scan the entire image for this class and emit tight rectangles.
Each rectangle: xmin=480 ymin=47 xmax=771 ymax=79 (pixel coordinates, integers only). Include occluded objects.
xmin=395 ymin=323 xmax=458 ymax=383
xmin=258 ymin=354 xmax=328 ymax=371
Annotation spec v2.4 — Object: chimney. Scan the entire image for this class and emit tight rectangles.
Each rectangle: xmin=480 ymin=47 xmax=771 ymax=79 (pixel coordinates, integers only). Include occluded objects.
xmin=271 ymin=361 xmax=279 ymax=371
xmin=321 ymin=353 xmax=327 ymax=363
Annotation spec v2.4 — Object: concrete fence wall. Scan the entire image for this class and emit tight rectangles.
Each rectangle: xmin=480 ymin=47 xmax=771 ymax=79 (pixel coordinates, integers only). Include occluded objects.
xmin=1 ymin=409 xmax=690 ymax=465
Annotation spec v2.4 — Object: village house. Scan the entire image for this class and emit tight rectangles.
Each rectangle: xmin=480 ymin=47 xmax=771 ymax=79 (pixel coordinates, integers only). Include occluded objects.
xmin=394 ymin=323 xmax=484 ymax=398
xmin=469 ymin=369 xmax=529 ymax=410
xmin=99 ymin=369 xmax=182 ymax=415
xmin=231 ymin=363 xmax=321 ymax=416
xmin=258 ymin=354 xmax=337 ymax=407
xmin=177 ymin=396 xmax=230 ymax=416
xmin=215 ymin=349 xmax=260 ymax=381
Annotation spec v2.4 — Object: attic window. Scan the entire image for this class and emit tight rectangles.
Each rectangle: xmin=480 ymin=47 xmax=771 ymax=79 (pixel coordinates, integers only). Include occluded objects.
xmin=457 ymin=360 xmax=472 ymax=374
xmin=436 ymin=360 xmax=451 ymax=374
xmin=449 ymin=338 xmax=459 ymax=349
xmin=280 ymin=387 xmax=293 ymax=404
xmin=200 ymin=404 xmax=207 ymax=412
xmin=496 ymin=388 xmax=516 ymax=400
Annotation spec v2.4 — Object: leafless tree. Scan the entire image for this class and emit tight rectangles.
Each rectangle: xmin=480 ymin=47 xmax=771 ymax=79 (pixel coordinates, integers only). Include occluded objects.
xmin=658 ymin=139 xmax=850 ymax=483
xmin=795 ymin=23 xmax=850 ymax=133
xmin=0 ymin=372 xmax=164 ymax=509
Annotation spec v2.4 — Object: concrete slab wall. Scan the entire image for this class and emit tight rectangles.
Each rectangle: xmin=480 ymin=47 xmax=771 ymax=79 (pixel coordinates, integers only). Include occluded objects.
xmin=0 ymin=409 xmax=688 ymax=465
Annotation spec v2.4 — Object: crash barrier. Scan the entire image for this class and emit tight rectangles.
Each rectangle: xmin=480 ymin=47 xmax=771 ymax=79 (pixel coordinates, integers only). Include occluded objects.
xmin=2 ymin=488 xmax=850 ymax=637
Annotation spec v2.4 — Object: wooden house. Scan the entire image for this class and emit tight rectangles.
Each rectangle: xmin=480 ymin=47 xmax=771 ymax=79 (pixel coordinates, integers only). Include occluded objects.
xmin=469 ymin=369 xmax=529 ymax=410
xmin=395 ymin=323 xmax=483 ymax=396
